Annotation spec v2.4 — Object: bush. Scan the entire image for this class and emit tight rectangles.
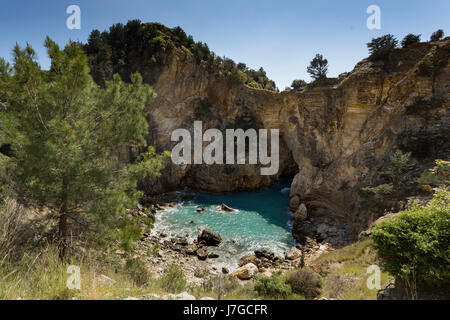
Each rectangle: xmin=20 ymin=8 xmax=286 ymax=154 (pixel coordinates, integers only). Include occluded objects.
xmin=417 ymin=159 xmax=450 ymax=189
xmin=430 ymin=29 xmax=444 ymax=42
xmin=367 ymin=34 xmax=398 ymax=61
xmin=291 ymin=79 xmax=307 ymax=90
xmin=371 ymin=188 xmax=450 ymax=285
xmin=246 ymin=81 xmax=263 ymax=89
xmin=361 ymin=183 xmax=394 ymax=201
xmin=417 ymin=55 xmax=434 ymax=77
xmin=118 ymin=221 xmax=142 ymax=252
xmin=193 ymin=275 xmax=241 ymax=299
xmin=285 ymin=269 xmax=322 ymax=299
xmin=124 ymin=258 xmax=150 ymax=286
xmin=194 ymin=267 xmax=209 ymax=278
xmin=381 ymin=150 xmax=413 ymax=187
xmin=401 ymin=34 xmax=421 ymax=48
xmin=160 ymin=264 xmax=186 ymax=293
xmin=254 ymin=273 xmax=291 ymax=299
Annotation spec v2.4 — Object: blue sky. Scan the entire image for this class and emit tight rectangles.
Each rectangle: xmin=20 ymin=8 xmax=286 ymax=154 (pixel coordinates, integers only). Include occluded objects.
xmin=0 ymin=0 xmax=449 ymax=89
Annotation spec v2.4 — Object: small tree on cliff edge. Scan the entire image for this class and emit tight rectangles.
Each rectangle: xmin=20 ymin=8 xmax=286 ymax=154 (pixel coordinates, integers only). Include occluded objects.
xmin=430 ymin=29 xmax=444 ymax=42
xmin=367 ymin=34 xmax=398 ymax=61
xmin=306 ymin=54 xmax=328 ymax=83
xmin=0 ymin=38 xmax=169 ymax=256
xmin=401 ymin=33 xmax=421 ymax=48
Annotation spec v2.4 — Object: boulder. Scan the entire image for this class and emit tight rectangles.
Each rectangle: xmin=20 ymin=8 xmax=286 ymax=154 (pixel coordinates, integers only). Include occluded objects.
xmin=259 ymin=269 xmax=273 ymax=277
xmin=238 ymin=255 xmax=260 ymax=267
xmin=162 ymin=292 xmax=196 ymax=300
xmin=254 ymin=248 xmax=275 ymax=261
xmin=232 ymin=263 xmax=258 ymax=280
xmin=196 ymin=247 xmax=208 ymax=260
xmin=197 ymin=228 xmax=222 ymax=246
xmin=222 ymin=267 xmax=229 ymax=274
xmin=289 ymin=195 xmax=301 ymax=211
xmin=141 ymin=293 xmax=161 ymax=300
xmin=294 ymin=203 xmax=308 ymax=221
xmin=176 ymin=237 xmax=188 ymax=246
xmin=285 ymin=247 xmax=302 ymax=260
xmin=220 ymin=203 xmax=235 ymax=212
xmin=185 ymin=243 xmax=198 ymax=255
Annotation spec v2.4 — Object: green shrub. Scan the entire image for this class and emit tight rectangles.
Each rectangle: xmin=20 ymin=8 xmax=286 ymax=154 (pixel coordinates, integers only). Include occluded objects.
xmin=417 ymin=55 xmax=434 ymax=76
xmin=160 ymin=264 xmax=186 ymax=293
xmin=285 ymin=269 xmax=322 ymax=299
xmin=246 ymin=81 xmax=263 ymax=89
xmin=124 ymin=258 xmax=150 ymax=287
xmin=381 ymin=150 xmax=412 ymax=187
xmin=417 ymin=159 xmax=450 ymax=188
xmin=254 ymin=273 xmax=291 ymax=299
xmin=194 ymin=267 xmax=209 ymax=278
xmin=291 ymin=79 xmax=307 ymax=90
xmin=371 ymin=188 xmax=450 ymax=285
xmin=361 ymin=150 xmax=412 ymax=202
xmin=118 ymin=221 xmax=142 ymax=252
xmin=430 ymin=29 xmax=444 ymax=42
xmin=367 ymin=34 xmax=398 ymax=61
xmin=361 ymin=183 xmax=394 ymax=201
xmin=401 ymin=34 xmax=421 ymax=48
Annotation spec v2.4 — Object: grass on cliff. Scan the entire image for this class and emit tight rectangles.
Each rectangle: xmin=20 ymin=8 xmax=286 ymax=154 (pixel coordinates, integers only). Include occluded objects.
xmin=312 ymin=239 xmax=393 ymax=300
xmin=0 ymin=245 xmax=162 ymax=300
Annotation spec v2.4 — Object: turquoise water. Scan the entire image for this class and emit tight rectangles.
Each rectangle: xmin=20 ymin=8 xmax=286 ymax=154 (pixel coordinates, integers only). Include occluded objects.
xmin=152 ymin=177 xmax=296 ymax=270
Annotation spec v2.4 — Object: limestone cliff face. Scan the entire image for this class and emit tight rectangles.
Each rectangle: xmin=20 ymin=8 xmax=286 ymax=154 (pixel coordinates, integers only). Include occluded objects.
xmin=141 ymin=39 xmax=450 ymax=244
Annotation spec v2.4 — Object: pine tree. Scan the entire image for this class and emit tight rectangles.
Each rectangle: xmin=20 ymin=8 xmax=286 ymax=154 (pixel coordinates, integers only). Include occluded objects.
xmin=306 ymin=54 xmax=328 ymax=81
xmin=367 ymin=34 xmax=398 ymax=61
xmin=430 ymin=29 xmax=444 ymax=42
xmin=401 ymin=33 xmax=421 ymax=48
xmin=0 ymin=38 xmax=169 ymax=255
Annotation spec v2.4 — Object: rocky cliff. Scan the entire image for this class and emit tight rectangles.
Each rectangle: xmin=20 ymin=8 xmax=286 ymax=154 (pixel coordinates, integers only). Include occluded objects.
xmin=139 ymin=39 xmax=449 ymax=245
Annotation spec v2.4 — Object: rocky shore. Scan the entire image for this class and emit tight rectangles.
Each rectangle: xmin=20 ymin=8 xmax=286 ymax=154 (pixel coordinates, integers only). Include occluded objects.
xmin=130 ymin=201 xmax=333 ymax=285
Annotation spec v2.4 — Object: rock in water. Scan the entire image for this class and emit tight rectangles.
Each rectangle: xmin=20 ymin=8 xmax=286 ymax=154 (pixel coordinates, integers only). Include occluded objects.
xmin=232 ymin=263 xmax=258 ymax=280
xmin=220 ymin=203 xmax=235 ymax=212
xmin=197 ymin=228 xmax=222 ymax=246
